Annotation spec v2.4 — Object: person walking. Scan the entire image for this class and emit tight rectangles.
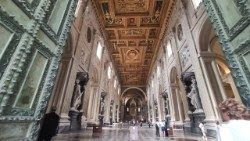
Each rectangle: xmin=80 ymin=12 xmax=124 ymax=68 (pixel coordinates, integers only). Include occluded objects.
xmin=38 ymin=107 xmax=60 ymax=141
xmin=199 ymin=121 xmax=207 ymax=140
xmin=161 ymin=126 xmax=165 ymax=136
xmin=161 ymin=122 xmax=165 ymax=136
xmin=155 ymin=124 xmax=160 ymax=137
xmin=164 ymin=120 xmax=169 ymax=137
xmin=148 ymin=121 xmax=151 ymax=128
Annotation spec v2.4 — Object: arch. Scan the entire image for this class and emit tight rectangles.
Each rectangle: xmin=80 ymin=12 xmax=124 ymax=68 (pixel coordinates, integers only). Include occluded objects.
xmin=121 ymin=87 xmax=147 ymax=100
xmin=170 ymin=67 xmax=178 ymax=84
xmin=125 ymin=97 xmax=142 ymax=106
xmin=169 ymin=66 xmax=185 ymax=122
xmin=198 ymin=17 xmax=241 ymax=106
xmin=199 ymin=18 xmax=217 ymax=52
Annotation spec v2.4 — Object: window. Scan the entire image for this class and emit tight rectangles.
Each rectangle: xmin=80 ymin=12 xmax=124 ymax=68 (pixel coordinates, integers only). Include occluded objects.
xmin=74 ymin=0 xmax=82 ymax=17
xmin=114 ymin=79 xmax=117 ymax=87
xmin=96 ymin=42 xmax=103 ymax=59
xmin=118 ymin=88 xmax=120 ymax=95
xmin=157 ymin=66 xmax=160 ymax=77
xmin=192 ymin=0 xmax=202 ymax=9
xmin=108 ymin=65 xmax=111 ymax=79
xmin=166 ymin=42 xmax=173 ymax=57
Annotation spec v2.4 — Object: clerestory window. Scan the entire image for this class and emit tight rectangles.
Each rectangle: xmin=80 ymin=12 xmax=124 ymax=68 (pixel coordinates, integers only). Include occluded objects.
xmin=108 ymin=65 xmax=111 ymax=79
xmin=166 ymin=41 xmax=173 ymax=57
xmin=96 ymin=42 xmax=103 ymax=59
xmin=192 ymin=0 xmax=202 ymax=9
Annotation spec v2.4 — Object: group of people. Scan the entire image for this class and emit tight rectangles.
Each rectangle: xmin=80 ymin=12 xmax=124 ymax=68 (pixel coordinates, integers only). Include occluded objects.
xmin=155 ymin=120 xmax=169 ymax=137
xmin=37 ymin=98 xmax=250 ymax=141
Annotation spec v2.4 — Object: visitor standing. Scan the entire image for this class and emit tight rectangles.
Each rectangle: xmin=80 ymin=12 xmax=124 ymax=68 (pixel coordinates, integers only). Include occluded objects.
xmin=199 ymin=121 xmax=207 ymax=140
xmin=160 ymin=121 xmax=165 ymax=136
xmin=216 ymin=98 xmax=250 ymax=141
xmin=38 ymin=107 xmax=60 ymax=141
xmin=155 ymin=124 xmax=160 ymax=137
xmin=164 ymin=120 xmax=169 ymax=137
xmin=148 ymin=121 xmax=151 ymax=128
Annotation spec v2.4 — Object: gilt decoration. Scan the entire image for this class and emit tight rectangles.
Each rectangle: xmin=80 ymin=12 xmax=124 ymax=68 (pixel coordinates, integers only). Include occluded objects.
xmin=93 ymin=0 xmax=174 ymax=86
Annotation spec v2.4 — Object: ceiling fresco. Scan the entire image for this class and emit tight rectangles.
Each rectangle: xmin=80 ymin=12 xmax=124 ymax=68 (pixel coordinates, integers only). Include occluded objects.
xmin=93 ymin=0 xmax=174 ymax=86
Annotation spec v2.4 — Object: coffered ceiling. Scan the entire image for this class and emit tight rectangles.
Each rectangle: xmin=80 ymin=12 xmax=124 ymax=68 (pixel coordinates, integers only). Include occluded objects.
xmin=92 ymin=0 xmax=174 ymax=86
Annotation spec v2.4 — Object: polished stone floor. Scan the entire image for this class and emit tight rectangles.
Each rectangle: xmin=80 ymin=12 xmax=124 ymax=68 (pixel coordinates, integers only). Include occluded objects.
xmin=52 ymin=125 xmax=215 ymax=141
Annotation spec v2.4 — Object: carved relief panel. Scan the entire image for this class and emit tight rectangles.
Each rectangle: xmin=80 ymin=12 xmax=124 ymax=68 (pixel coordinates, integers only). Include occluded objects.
xmin=179 ymin=45 xmax=191 ymax=70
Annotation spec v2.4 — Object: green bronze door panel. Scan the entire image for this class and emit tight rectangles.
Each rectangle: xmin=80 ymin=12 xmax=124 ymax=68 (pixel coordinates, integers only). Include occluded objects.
xmin=215 ymin=0 xmax=242 ymax=29
xmin=0 ymin=25 xmax=14 ymax=58
xmin=203 ymin=0 xmax=250 ymax=107
xmin=0 ymin=0 xmax=78 ymax=140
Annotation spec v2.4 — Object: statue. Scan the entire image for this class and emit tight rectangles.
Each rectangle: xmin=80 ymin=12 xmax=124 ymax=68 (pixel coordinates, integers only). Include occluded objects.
xmin=71 ymin=79 xmax=84 ymax=111
xmin=187 ymin=76 xmax=202 ymax=112
xmin=99 ymin=92 xmax=107 ymax=116
xmin=181 ymin=72 xmax=205 ymax=134
xmin=69 ymin=71 xmax=89 ymax=131
xmin=70 ymin=72 xmax=89 ymax=112
xmin=181 ymin=72 xmax=203 ymax=113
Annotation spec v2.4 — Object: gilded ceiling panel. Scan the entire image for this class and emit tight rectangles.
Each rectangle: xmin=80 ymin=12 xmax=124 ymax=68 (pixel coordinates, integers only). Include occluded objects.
xmin=93 ymin=0 xmax=174 ymax=86
xmin=115 ymin=0 xmax=149 ymax=14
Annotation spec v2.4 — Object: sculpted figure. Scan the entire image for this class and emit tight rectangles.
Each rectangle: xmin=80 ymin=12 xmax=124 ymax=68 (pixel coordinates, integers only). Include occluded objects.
xmin=181 ymin=72 xmax=203 ymax=113
xmin=71 ymin=79 xmax=84 ymax=111
xmin=187 ymin=76 xmax=200 ymax=109
xmin=70 ymin=72 xmax=89 ymax=112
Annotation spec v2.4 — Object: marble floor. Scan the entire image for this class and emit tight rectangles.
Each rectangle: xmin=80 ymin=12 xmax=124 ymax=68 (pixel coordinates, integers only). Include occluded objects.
xmin=52 ymin=126 xmax=215 ymax=141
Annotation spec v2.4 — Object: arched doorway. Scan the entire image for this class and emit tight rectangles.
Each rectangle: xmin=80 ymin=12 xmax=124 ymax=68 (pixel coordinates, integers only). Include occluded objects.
xmin=198 ymin=19 xmax=241 ymax=118
xmin=121 ymin=88 xmax=146 ymax=122
xmin=170 ymin=67 xmax=185 ymax=123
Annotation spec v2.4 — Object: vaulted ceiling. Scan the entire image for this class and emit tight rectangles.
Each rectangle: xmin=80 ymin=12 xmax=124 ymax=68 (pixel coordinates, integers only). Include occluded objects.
xmin=93 ymin=0 xmax=174 ymax=86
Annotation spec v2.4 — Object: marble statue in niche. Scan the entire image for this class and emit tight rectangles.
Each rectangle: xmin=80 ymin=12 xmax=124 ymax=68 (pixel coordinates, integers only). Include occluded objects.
xmin=181 ymin=72 xmax=203 ymax=113
xmin=188 ymin=76 xmax=201 ymax=110
xmin=70 ymin=71 xmax=89 ymax=112
xmin=110 ymin=100 xmax=114 ymax=124
xmin=153 ymin=99 xmax=159 ymax=120
xmin=100 ymin=92 xmax=107 ymax=116
xmin=69 ymin=71 xmax=89 ymax=131
xmin=161 ymin=92 xmax=169 ymax=115
xmin=99 ymin=92 xmax=107 ymax=126
xmin=181 ymin=72 xmax=205 ymax=134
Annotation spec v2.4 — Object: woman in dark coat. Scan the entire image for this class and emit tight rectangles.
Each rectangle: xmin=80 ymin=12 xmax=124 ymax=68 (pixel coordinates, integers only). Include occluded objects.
xmin=155 ymin=124 xmax=160 ymax=137
xmin=38 ymin=108 xmax=60 ymax=141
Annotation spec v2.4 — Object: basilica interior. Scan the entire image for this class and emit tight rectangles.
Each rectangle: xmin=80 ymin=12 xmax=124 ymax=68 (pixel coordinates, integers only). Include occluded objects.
xmin=0 ymin=0 xmax=249 ymax=140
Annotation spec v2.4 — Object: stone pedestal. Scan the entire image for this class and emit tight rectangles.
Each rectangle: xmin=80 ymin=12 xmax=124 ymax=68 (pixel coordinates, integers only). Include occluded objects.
xmin=184 ymin=112 xmax=205 ymax=134
xmin=69 ymin=110 xmax=83 ymax=131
